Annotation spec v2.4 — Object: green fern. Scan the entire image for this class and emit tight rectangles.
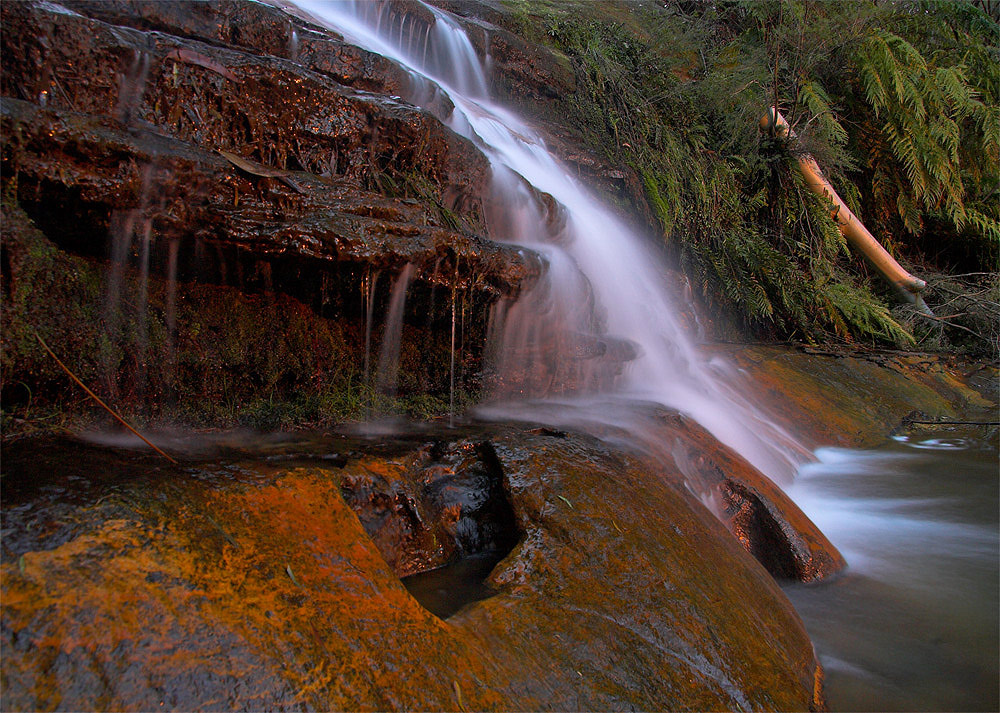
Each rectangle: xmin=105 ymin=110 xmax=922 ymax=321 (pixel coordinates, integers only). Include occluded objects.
xmin=854 ymin=27 xmax=994 ymax=239
xmin=816 ymin=280 xmax=915 ymax=345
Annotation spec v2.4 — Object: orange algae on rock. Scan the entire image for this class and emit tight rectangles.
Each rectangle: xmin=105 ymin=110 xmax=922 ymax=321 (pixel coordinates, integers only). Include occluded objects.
xmin=0 ymin=430 xmax=825 ymax=711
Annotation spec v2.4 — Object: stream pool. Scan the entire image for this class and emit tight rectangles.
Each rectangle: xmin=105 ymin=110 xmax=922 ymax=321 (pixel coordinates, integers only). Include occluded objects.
xmin=783 ymin=428 xmax=998 ymax=711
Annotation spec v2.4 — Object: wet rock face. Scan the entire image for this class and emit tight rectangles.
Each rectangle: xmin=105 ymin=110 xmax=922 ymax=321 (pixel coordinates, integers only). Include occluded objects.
xmin=716 ymin=345 xmax=997 ymax=449
xmin=2 ymin=1 xmax=456 ymax=188
xmin=338 ymin=439 xmax=519 ymax=577
xmin=653 ymin=411 xmax=846 ymax=582
xmin=1 ymin=0 xmax=494 ymax=254
xmin=0 ymin=425 xmax=824 ymax=711
xmin=0 ymin=0 xmax=543 ymax=420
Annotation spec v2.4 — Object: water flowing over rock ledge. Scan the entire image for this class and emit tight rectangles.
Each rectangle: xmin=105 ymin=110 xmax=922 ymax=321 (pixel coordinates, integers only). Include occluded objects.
xmin=1 ymin=0 xmax=548 ymax=426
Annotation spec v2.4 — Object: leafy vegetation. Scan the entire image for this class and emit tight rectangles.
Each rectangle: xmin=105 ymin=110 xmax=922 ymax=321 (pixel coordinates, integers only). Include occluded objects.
xmin=501 ymin=0 xmax=998 ymax=352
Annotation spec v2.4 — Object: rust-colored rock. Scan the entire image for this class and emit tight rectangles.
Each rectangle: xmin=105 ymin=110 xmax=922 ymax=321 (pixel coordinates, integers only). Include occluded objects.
xmin=1 ymin=0 xmax=487 ymax=219
xmin=0 ymin=427 xmax=825 ymax=711
xmin=3 ymin=95 xmax=536 ymax=292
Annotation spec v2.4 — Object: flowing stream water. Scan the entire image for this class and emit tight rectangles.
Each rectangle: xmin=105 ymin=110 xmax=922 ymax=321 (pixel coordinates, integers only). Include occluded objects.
xmin=785 ymin=429 xmax=998 ymax=711
xmin=279 ymin=3 xmax=998 ymax=708
xmin=291 ymin=0 xmax=805 ymax=483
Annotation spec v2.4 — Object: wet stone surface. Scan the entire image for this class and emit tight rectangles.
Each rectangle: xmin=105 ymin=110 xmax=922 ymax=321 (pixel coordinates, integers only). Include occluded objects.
xmin=0 ymin=0 xmax=541 ymax=426
xmin=0 ymin=421 xmax=825 ymax=711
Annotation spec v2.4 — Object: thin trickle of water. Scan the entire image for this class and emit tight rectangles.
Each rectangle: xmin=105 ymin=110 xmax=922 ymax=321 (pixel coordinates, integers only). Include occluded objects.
xmin=363 ymin=269 xmax=380 ymax=387
xmin=293 ymin=0 xmax=806 ymax=481
xmin=483 ymin=297 xmax=508 ymax=384
xmin=288 ymin=25 xmax=299 ymax=62
xmin=104 ymin=210 xmax=135 ymax=328
xmin=165 ymin=237 xmax=180 ymax=386
xmin=375 ymin=263 xmax=416 ymax=400
xmin=115 ymin=48 xmax=150 ymax=125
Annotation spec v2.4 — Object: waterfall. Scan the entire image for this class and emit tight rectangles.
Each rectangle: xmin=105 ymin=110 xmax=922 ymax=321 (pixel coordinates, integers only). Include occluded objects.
xmin=375 ymin=263 xmax=417 ymax=400
xmin=293 ymin=0 xmax=806 ymax=481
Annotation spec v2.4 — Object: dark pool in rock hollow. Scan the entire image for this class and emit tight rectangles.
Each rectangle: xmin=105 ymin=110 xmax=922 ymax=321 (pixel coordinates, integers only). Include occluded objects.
xmin=783 ymin=427 xmax=999 ymax=712
xmin=402 ymin=550 xmax=508 ymax=619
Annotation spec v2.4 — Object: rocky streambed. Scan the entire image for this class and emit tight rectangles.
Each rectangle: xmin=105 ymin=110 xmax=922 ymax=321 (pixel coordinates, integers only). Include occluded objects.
xmin=1 ymin=421 xmax=825 ymax=711
xmin=2 ymin=0 xmax=997 ymax=709
xmin=2 ymin=346 xmax=994 ymax=710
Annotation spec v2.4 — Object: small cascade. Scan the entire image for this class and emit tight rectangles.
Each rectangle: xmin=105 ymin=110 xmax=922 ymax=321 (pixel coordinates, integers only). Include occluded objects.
xmin=375 ymin=264 xmax=417 ymax=403
xmin=114 ymin=47 xmax=150 ymax=125
xmin=101 ymin=154 xmax=165 ymax=404
xmin=103 ymin=209 xmax=135 ymax=397
xmin=293 ymin=0 xmax=807 ymax=481
xmin=363 ymin=269 xmax=381 ymax=387
xmin=288 ymin=24 xmax=299 ymax=62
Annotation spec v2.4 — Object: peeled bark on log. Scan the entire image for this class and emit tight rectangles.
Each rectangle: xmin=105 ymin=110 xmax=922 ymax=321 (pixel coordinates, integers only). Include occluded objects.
xmin=760 ymin=108 xmax=932 ymax=314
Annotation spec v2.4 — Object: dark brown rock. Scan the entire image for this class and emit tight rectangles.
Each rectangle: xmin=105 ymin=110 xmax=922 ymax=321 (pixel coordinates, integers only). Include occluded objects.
xmin=337 ymin=440 xmax=519 ymax=577
xmin=2 ymin=97 xmax=536 ymax=294
xmin=61 ymin=0 xmax=414 ymax=94
xmin=0 ymin=0 xmax=551 ymax=421
xmin=0 ymin=1 xmax=484 ymax=207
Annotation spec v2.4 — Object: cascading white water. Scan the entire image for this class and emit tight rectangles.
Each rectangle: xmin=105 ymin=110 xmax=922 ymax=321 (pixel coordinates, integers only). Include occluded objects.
xmin=375 ymin=263 xmax=417 ymax=399
xmin=292 ymin=0 xmax=806 ymax=481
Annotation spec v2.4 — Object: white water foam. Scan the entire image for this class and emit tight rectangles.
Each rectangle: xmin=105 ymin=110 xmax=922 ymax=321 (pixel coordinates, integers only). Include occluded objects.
xmin=290 ymin=0 xmax=807 ymax=482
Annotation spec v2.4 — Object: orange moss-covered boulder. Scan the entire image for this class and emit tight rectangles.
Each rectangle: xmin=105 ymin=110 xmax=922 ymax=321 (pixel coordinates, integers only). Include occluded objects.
xmin=0 ymin=426 xmax=824 ymax=711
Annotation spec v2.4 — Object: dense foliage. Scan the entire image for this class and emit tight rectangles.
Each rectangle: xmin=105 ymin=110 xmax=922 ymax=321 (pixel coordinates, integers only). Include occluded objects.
xmin=502 ymin=0 xmax=999 ymax=352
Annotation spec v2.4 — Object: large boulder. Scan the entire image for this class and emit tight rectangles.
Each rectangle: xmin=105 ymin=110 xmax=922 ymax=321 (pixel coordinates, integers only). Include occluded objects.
xmin=0 ymin=424 xmax=825 ymax=711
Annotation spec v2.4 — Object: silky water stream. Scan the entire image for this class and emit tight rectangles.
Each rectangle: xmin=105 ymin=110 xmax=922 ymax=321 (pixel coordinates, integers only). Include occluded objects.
xmin=281 ymin=4 xmax=998 ymax=709
xmin=785 ymin=428 xmax=998 ymax=711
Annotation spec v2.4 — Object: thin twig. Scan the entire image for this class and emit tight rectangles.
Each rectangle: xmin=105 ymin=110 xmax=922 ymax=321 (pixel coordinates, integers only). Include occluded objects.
xmin=913 ymin=312 xmax=990 ymax=342
xmin=904 ymin=419 xmax=999 ymax=426
xmin=34 ymin=331 xmax=177 ymax=463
